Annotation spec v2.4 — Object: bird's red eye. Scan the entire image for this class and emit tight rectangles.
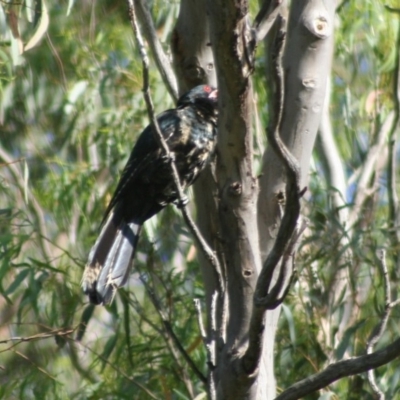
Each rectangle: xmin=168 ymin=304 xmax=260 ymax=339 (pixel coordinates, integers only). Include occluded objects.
xmin=203 ymin=85 xmax=211 ymax=93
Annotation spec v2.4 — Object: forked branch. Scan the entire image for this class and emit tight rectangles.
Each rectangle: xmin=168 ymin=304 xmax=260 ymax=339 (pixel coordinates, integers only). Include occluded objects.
xmin=243 ymin=16 xmax=303 ymax=375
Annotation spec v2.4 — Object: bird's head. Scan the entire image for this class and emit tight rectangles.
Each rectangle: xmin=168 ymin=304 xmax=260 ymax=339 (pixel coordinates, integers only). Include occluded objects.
xmin=177 ymin=85 xmax=218 ymax=108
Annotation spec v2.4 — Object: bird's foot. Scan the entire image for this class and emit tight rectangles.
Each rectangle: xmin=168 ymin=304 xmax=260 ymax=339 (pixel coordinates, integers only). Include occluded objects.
xmin=174 ymin=195 xmax=189 ymax=208
xmin=162 ymin=152 xmax=176 ymax=163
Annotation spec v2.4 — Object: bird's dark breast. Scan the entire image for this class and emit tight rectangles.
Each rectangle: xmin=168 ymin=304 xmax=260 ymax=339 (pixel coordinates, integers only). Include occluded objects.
xmin=172 ymin=109 xmax=216 ymax=185
xmin=147 ymin=111 xmax=216 ymax=207
xmin=111 ymin=107 xmax=216 ymax=224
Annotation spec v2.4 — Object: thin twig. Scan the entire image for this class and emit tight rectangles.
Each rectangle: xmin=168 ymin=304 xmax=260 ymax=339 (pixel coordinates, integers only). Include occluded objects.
xmin=73 ymin=339 xmax=161 ymax=400
xmin=207 ymin=291 xmax=219 ymax=400
xmin=181 ymin=210 xmax=225 ymax=299
xmin=128 ymin=291 xmax=164 ymax=335
xmin=13 ymin=349 xmax=57 ymax=381
xmin=126 ymin=0 xmax=224 ymax=295
xmin=127 ymin=3 xmax=225 ymax=393
xmin=136 ymin=247 xmax=206 ymax=389
xmin=194 ymin=298 xmax=207 ymax=342
xmin=259 ymin=16 xmax=301 ymax=293
xmin=348 ymin=112 xmax=394 ymax=228
xmin=194 ymin=297 xmax=217 ymax=398
xmin=0 ymin=328 xmax=75 ymax=352
xmin=126 ymin=0 xmax=225 ymax=312
xmin=127 ymin=0 xmax=186 ymax=208
xmin=316 ymin=78 xmax=354 ymax=344
xmin=263 ymin=217 xmax=307 ymax=309
xmin=209 ymin=291 xmax=218 ymax=369
xmin=134 ymin=0 xmax=178 ymax=101
xmin=66 ymin=338 xmax=98 ymax=383
xmin=317 ymin=78 xmax=349 ymax=227
xmin=140 ymin=273 xmax=207 ymax=386
xmin=391 ymin=298 xmax=400 ymax=307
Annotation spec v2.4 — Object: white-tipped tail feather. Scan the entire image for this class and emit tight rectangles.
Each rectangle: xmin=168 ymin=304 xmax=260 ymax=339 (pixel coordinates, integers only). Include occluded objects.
xmin=82 ymin=211 xmax=141 ymax=305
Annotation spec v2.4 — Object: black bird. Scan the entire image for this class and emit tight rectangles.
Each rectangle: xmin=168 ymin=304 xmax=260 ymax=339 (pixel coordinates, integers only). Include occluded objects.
xmin=82 ymin=85 xmax=218 ymax=305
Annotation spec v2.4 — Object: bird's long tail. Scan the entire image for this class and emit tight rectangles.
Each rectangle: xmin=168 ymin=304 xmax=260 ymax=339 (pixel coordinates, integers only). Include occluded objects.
xmin=82 ymin=211 xmax=141 ymax=305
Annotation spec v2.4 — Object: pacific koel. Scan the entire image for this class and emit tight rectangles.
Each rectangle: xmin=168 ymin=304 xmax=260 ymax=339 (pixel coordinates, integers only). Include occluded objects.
xmin=82 ymin=85 xmax=218 ymax=305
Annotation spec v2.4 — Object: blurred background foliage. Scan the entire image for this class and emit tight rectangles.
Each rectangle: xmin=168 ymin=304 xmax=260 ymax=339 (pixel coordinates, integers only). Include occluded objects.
xmin=0 ymin=0 xmax=400 ymax=399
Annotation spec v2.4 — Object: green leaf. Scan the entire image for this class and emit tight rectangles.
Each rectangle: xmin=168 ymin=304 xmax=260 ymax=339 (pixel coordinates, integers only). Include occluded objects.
xmin=173 ymin=389 xmax=191 ymax=400
xmin=282 ymin=304 xmax=296 ymax=347
xmin=335 ymin=319 xmax=367 ymax=360
xmin=101 ymin=334 xmax=118 ymax=371
xmin=5 ymin=268 xmax=29 ymax=295
xmin=76 ymin=304 xmax=95 ymax=341
xmin=29 ymin=257 xmax=64 ymax=274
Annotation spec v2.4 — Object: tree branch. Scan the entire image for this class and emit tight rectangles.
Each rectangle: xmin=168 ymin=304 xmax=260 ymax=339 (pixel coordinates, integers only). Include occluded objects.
xmin=315 ymin=78 xmax=354 ymax=346
xmin=12 ymin=349 xmax=57 ymax=381
xmin=244 ymin=17 xmax=302 ymax=375
xmin=0 ymin=327 xmax=75 ymax=348
xmin=366 ymin=250 xmax=396 ymax=399
xmin=348 ymin=112 xmax=394 ymax=228
xmin=274 ymin=337 xmax=400 ymax=400
xmin=134 ymin=0 xmax=178 ymax=101
xmin=262 ymin=218 xmax=307 ymax=309
xmin=194 ymin=298 xmax=207 ymax=343
xmin=255 ymin=2 xmax=336 ymax=397
xmin=195 ymin=295 xmax=217 ymax=400
xmin=252 ymin=0 xmax=284 ymax=43
xmin=316 ymin=79 xmax=348 ymax=228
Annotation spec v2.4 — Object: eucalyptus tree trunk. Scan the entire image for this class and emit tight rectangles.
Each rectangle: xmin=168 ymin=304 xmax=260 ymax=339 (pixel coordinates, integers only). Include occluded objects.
xmin=257 ymin=4 xmax=336 ymax=398
xmin=170 ymin=1 xmax=336 ymax=399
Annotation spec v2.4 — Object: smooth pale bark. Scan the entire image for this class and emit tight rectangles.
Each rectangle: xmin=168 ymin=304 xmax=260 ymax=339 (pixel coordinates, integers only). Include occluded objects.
xmin=258 ymin=1 xmax=336 ymax=399
xmin=259 ymin=0 xmax=336 ymax=252
xmin=171 ymin=0 xmax=217 ymax=92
